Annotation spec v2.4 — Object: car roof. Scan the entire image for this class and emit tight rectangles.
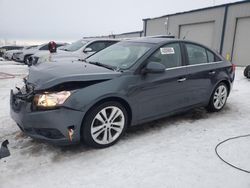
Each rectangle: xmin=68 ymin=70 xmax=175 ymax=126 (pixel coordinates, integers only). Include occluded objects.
xmin=81 ymin=38 xmax=120 ymax=42
xmin=125 ymin=37 xmax=211 ymax=47
xmin=125 ymin=37 xmax=179 ymax=44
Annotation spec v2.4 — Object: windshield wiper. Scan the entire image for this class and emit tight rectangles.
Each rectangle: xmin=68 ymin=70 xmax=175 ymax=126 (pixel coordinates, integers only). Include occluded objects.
xmin=78 ymin=58 xmax=85 ymax=62
xmin=88 ymin=61 xmax=116 ymax=71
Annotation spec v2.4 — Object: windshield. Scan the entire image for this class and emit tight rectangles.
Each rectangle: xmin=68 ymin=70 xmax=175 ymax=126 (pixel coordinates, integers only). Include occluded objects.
xmin=26 ymin=45 xmax=37 ymax=50
xmin=63 ymin=40 xmax=88 ymax=52
xmin=87 ymin=41 xmax=152 ymax=70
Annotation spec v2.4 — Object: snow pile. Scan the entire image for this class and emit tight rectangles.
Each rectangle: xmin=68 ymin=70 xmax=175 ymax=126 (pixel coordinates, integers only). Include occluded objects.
xmin=0 ymin=61 xmax=249 ymax=188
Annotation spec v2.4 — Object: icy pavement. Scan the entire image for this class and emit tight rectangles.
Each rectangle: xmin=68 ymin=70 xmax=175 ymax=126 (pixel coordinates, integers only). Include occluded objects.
xmin=0 ymin=61 xmax=249 ymax=188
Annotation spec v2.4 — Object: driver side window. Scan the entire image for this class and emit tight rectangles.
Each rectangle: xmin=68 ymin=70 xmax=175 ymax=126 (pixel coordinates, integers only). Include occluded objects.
xmin=148 ymin=43 xmax=182 ymax=69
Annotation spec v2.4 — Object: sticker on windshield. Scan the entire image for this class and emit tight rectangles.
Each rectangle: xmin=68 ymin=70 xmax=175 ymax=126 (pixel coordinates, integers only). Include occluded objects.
xmin=160 ymin=47 xmax=175 ymax=55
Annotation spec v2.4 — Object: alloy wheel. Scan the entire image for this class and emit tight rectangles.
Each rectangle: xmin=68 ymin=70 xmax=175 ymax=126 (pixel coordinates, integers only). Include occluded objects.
xmin=90 ymin=106 xmax=125 ymax=145
xmin=213 ymin=85 xmax=228 ymax=110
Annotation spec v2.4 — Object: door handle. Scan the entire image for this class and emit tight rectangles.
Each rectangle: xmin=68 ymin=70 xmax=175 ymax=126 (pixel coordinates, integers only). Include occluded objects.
xmin=209 ymin=71 xmax=216 ymax=75
xmin=177 ymin=78 xmax=187 ymax=82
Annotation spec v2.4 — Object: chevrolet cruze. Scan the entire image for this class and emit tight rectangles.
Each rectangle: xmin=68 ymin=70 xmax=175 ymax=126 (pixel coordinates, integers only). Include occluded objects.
xmin=10 ymin=37 xmax=235 ymax=148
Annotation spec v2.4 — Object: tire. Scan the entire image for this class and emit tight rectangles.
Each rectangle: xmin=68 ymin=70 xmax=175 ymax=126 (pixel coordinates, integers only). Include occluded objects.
xmin=82 ymin=101 xmax=128 ymax=148
xmin=244 ymin=65 xmax=250 ymax=78
xmin=24 ymin=55 xmax=30 ymax=64
xmin=206 ymin=82 xmax=229 ymax=112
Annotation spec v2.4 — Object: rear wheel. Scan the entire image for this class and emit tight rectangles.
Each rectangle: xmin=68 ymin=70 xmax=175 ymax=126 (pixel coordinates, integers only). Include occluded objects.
xmin=82 ymin=101 xmax=128 ymax=148
xmin=244 ymin=65 xmax=250 ymax=78
xmin=207 ymin=83 xmax=228 ymax=112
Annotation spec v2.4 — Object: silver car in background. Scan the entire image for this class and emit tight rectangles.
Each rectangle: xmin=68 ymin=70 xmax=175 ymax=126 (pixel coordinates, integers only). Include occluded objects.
xmin=4 ymin=47 xmax=26 ymax=60
xmin=12 ymin=45 xmax=38 ymax=62
xmin=14 ymin=43 xmax=68 ymax=64
xmin=30 ymin=38 xmax=119 ymax=65
xmin=0 ymin=46 xmax=23 ymax=58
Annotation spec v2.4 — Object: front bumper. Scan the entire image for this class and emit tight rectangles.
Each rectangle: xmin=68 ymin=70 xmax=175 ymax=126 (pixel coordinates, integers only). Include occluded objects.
xmin=10 ymin=89 xmax=84 ymax=145
xmin=13 ymin=54 xmax=24 ymax=62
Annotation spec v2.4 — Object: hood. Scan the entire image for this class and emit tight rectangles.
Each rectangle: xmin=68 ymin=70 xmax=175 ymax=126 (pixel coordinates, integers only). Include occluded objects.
xmin=34 ymin=50 xmax=82 ymax=64
xmin=51 ymin=52 xmax=87 ymax=62
xmin=33 ymin=49 xmax=68 ymax=58
xmin=28 ymin=60 xmax=121 ymax=91
xmin=23 ymin=48 xmax=39 ymax=54
xmin=50 ymin=50 xmax=86 ymax=60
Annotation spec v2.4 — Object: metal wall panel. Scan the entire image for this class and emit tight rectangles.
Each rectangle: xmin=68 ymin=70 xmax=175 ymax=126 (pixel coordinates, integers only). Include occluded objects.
xmin=179 ymin=22 xmax=215 ymax=48
xmin=115 ymin=32 xmax=142 ymax=39
xmin=144 ymin=17 xmax=167 ymax=36
xmin=232 ymin=17 xmax=250 ymax=66
xmin=222 ymin=2 xmax=250 ymax=65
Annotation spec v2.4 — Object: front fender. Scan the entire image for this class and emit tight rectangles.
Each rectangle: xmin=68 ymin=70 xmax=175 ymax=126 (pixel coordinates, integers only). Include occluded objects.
xmin=63 ymin=77 xmax=133 ymax=112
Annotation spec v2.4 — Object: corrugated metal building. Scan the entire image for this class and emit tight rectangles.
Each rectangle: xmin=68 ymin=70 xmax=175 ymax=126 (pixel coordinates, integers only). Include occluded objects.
xmin=112 ymin=31 xmax=143 ymax=39
xmin=87 ymin=31 xmax=143 ymax=39
xmin=143 ymin=1 xmax=250 ymax=66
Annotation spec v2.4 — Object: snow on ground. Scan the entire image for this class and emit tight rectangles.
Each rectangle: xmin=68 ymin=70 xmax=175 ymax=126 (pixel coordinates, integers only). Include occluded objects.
xmin=0 ymin=61 xmax=249 ymax=188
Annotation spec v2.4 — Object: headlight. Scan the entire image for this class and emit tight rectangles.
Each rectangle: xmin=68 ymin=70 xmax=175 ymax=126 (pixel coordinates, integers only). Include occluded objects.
xmin=34 ymin=91 xmax=71 ymax=108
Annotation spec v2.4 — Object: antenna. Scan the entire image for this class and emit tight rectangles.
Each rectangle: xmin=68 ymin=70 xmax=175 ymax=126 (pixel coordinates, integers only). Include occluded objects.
xmin=183 ymin=31 xmax=189 ymax=40
xmin=164 ymin=17 xmax=169 ymax=35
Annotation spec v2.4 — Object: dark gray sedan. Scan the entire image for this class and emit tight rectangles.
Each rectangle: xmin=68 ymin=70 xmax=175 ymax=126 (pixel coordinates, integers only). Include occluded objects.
xmin=10 ymin=37 xmax=235 ymax=148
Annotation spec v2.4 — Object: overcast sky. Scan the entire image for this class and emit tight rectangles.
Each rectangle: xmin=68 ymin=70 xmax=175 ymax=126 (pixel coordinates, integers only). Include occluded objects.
xmin=0 ymin=0 xmax=243 ymax=43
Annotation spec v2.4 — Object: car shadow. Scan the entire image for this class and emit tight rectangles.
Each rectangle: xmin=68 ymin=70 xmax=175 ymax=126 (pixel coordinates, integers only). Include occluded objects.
xmin=14 ymin=106 xmax=231 ymax=163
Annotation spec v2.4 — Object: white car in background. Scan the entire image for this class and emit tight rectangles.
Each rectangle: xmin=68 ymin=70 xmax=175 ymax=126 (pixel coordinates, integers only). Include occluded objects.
xmin=31 ymin=38 xmax=119 ymax=65
xmin=14 ymin=42 xmax=68 ymax=64
xmin=0 ymin=45 xmax=23 ymax=58
xmin=12 ymin=45 xmax=37 ymax=62
xmin=3 ymin=48 xmax=25 ymax=60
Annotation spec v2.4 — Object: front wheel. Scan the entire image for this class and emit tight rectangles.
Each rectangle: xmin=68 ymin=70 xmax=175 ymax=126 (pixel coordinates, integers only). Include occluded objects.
xmin=82 ymin=101 xmax=128 ymax=148
xmin=244 ymin=65 xmax=250 ymax=78
xmin=24 ymin=56 xmax=30 ymax=64
xmin=207 ymin=83 xmax=228 ymax=112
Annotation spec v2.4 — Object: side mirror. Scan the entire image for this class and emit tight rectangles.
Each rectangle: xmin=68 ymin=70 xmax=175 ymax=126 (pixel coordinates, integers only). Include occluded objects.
xmin=83 ymin=47 xmax=93 ymax=53
xmin=143 ymin=61 xmax=166 ymax=74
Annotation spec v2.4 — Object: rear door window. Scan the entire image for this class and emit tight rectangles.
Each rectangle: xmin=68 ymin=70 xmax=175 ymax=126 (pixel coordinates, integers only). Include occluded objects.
xmin=185 ymin=43 xmax=208 ymax=65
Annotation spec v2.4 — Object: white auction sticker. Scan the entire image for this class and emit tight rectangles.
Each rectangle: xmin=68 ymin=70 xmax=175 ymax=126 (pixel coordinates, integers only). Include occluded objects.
xmin=160 ymin=47 xmax=175 ymax=55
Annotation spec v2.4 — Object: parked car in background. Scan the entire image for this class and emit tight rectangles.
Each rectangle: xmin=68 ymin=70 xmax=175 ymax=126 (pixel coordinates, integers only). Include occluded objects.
xmin=10 ymin=37 xmax=235 ymax=148
xmin=0 ymin=46 xmax=23 ymax=57
xmin=3 ymin=47 xmax=25 ymax=60
xmin=28 ymin=45 xmax=70 ymax=65
xmin=15 ymin=42 xmax=68 ymax=64
xmin=30 ymin=38 xmax=119 ymax=65
xmin=244 ymin=65 xmax=250 ymax=78
xmin=12 ymin=45 xmax=37 ymax=62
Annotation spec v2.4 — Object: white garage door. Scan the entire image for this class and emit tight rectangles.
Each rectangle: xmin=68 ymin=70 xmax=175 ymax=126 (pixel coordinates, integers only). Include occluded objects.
xmin=179 ymin=22 xmax=215 ymax=48
xmin=232 ymin=17 xmax=250 ymax=66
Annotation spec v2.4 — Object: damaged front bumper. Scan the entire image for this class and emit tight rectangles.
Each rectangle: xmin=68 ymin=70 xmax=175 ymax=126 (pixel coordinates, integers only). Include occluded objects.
xmin=10 ymin=82 xmax=84 ymax=145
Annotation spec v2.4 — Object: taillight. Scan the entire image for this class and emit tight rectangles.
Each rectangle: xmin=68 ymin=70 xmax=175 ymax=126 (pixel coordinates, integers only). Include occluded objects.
xmin=232 ymin=63 xmax=236 ymax=72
